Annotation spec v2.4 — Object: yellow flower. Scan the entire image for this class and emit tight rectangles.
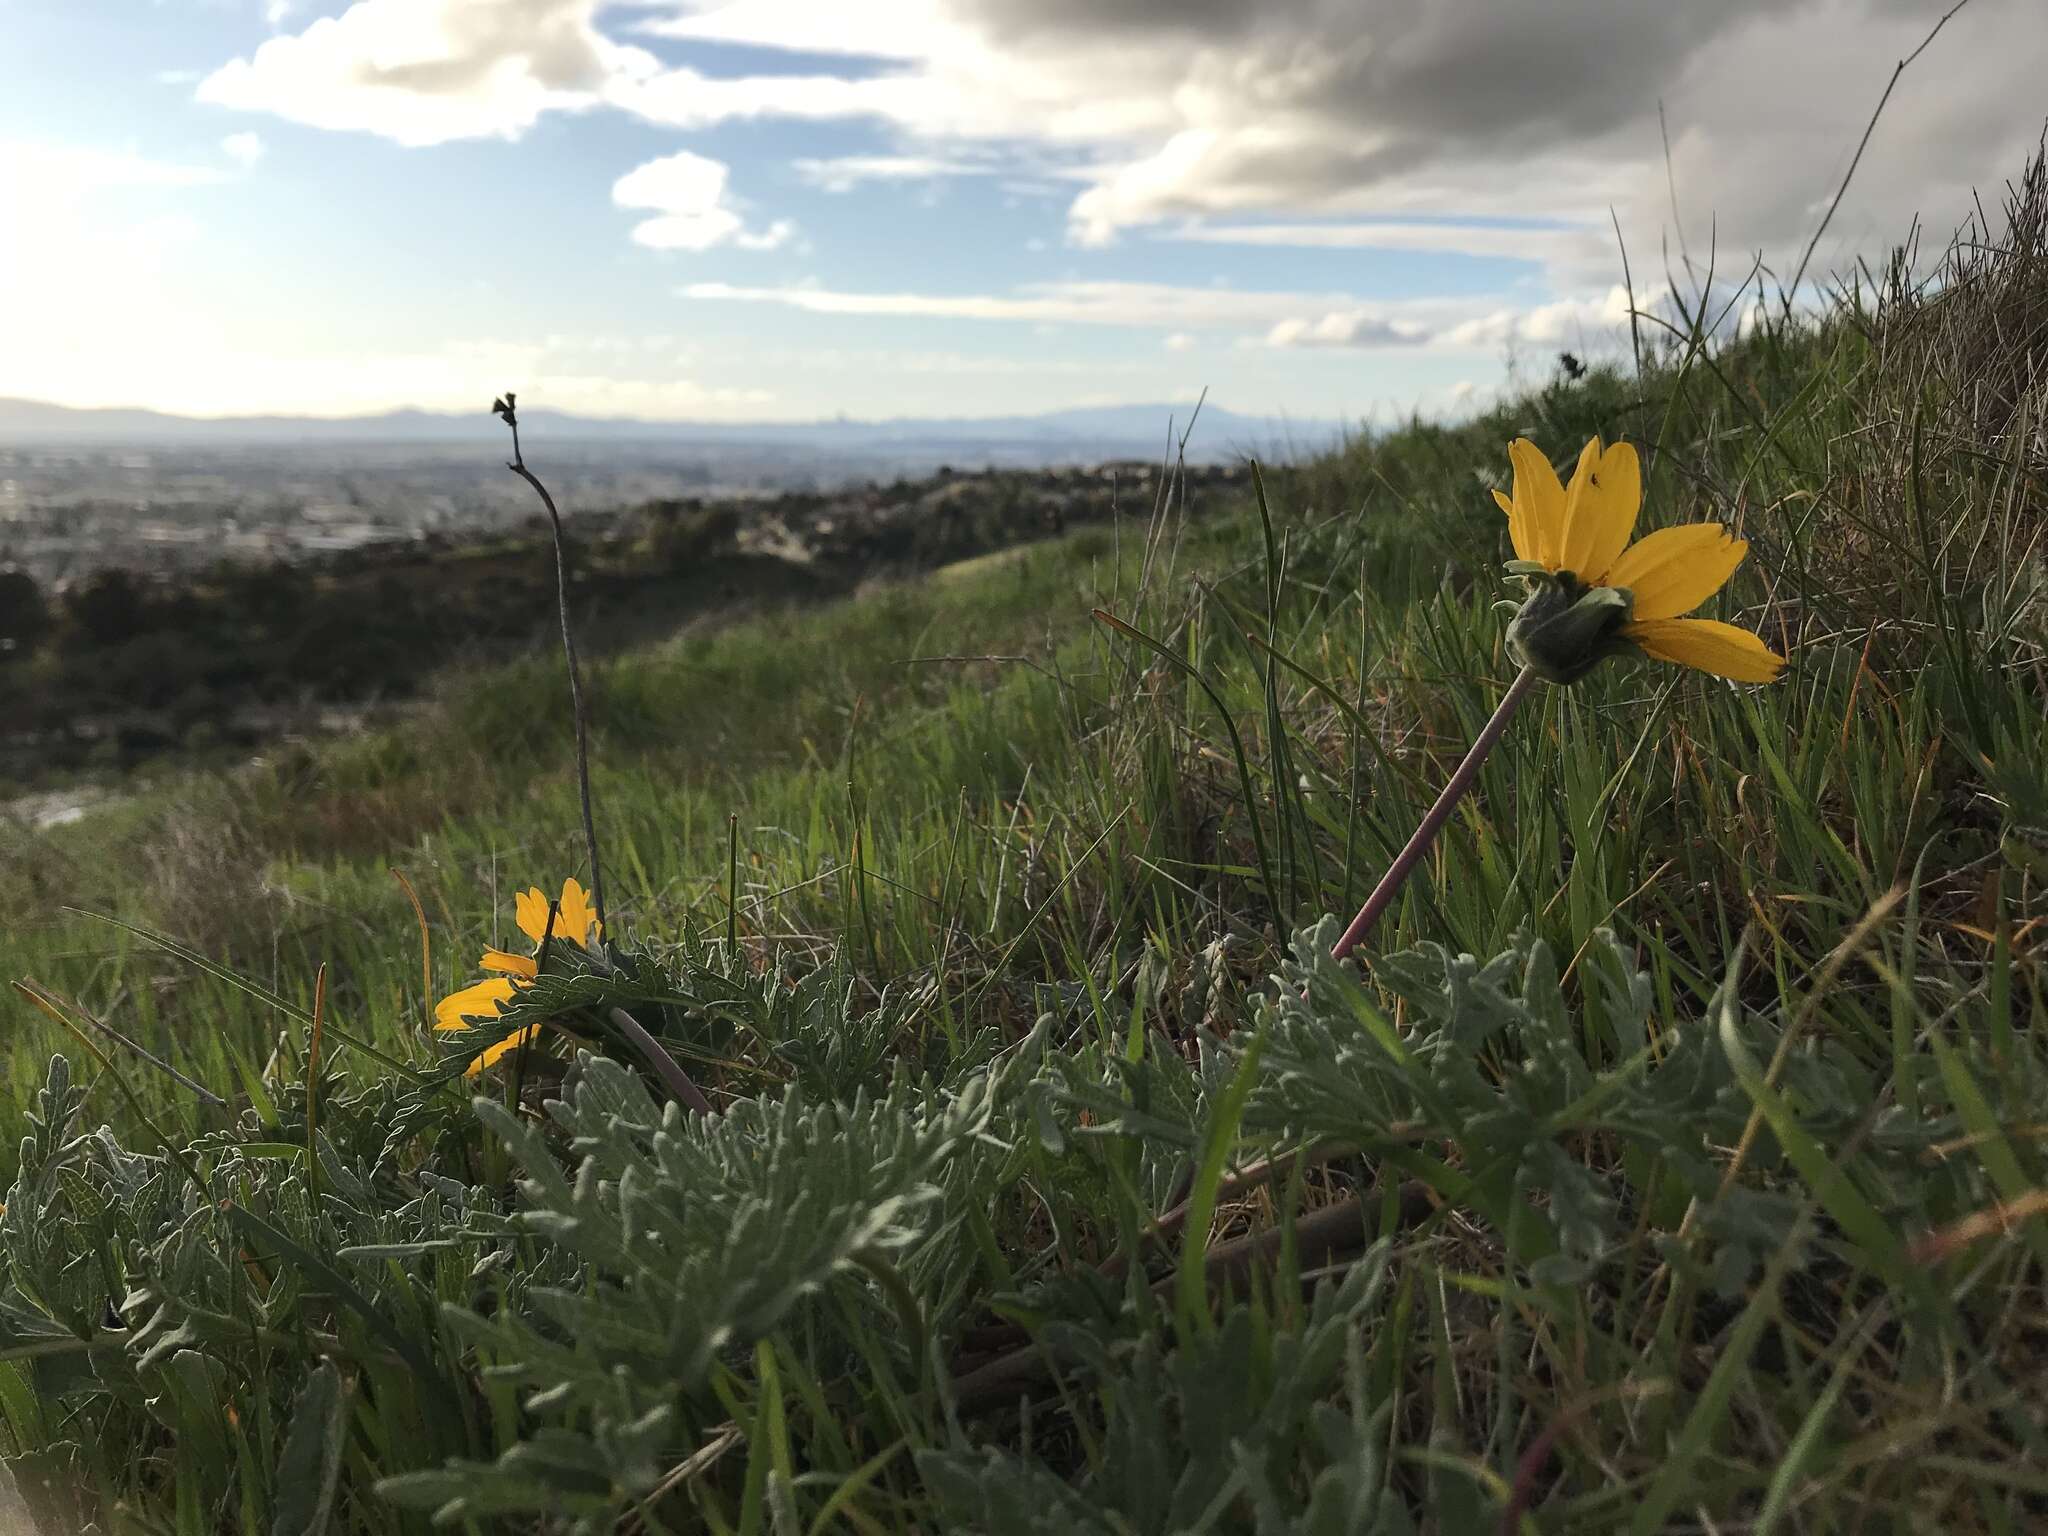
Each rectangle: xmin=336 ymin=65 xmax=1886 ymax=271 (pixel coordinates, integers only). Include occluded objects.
xmin=433 ymin=876 xmax=603 ymax=1074
xmin=515 ymin=878 xmax=602 ymax=951
xmin=432 ymin=978 xmax=534 ymax=1072
xmin=1494 ymin=436 xmax=1786 ymax=684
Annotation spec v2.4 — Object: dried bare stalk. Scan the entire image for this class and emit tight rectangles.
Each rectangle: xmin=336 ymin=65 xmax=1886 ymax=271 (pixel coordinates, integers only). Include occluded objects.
xmin=1782 ymin=0 xmax=1974 ymax=320
xmin=492 ymin=394 xmax=713 ymax=1117
xmin=493 ymin=392 xmax=607 ymax=930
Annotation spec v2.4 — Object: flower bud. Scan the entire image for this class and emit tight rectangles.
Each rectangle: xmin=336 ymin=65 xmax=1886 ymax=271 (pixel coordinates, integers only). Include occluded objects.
xmin=1507 ymin=572 xmax=1634 ymax=684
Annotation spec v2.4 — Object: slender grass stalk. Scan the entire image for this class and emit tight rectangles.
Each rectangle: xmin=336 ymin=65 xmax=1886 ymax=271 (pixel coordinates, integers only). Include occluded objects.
xmin=306 ymin=961 xmax=327 ymax=1212
xmin=390 ymin=866 xmax=432 ymax=1022
xmin=1331 ymin=665 xmax=1540 ymax=962
xmin=13 ymin=980 xmax=214 ymax=1200
xmin=1094 ymin=608 xmax=1285 ymax=936
xmin=17 ymin=982 xmax=227 ymax=1109
xmin=726 ymin=811 xmax=740 ymax=954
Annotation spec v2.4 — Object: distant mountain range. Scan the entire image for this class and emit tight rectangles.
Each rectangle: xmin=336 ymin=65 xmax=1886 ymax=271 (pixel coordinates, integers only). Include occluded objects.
xmin=0 ymin=396 xmax=1346 ymax=460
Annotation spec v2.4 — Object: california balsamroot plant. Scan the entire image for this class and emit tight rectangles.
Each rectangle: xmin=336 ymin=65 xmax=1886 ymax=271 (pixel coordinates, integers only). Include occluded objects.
xmin=1331 ymin=434 xmax=1786 ymax=962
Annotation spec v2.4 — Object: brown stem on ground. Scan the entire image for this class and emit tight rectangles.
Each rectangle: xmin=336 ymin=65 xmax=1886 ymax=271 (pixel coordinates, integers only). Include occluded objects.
xmin=618 ymin=1423 xmax=742 ymax=1536
xmin=1100 ymin=1140 xmax=1357 ymax=1281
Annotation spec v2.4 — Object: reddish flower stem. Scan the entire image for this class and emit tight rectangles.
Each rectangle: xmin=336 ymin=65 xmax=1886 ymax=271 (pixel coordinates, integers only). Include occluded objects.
xmin=609 ymin=1007 xmax=713 ymax=1118
xmin=1331 ymin=665 xmax=1539 ymax=962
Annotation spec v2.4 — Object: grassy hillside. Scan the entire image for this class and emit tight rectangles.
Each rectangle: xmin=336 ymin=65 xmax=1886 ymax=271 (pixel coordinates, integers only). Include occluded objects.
xmin=0 ymin=168 xmax=2043 ymax=1532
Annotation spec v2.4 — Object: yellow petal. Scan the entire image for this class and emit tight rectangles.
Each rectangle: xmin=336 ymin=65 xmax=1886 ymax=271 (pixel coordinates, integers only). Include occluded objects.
xmin=1625 ymin=618 xmax=1786 ymax=682
xmin=434 ymin=977 xmax=518 ymax=1032
xmin=1603 ymin=524 xmax=1748 ymax=621
xmin=1491 ymin=486 xmax=1530 ymax=566
xmin=557 ymin=877 xmax=602 ymax=947
xmin=1506 ymin=438 xmax=1564 ymax=567
xmin=479 ymin=949 xmax=538 ymax=978
xmin=465 ymin=1023 xmax=543 ymax=1076
xmin=1570 ymin=439 xmax=1641 ymax=583
xmin=1553 ymin=435 xmax=1603 ymax=575
xmin=515 ymin=886 xmax=552 ymax=945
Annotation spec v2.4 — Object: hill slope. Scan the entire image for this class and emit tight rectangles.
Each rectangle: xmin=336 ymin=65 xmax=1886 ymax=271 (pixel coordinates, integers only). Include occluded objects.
xmin=1 ymin=170 xmax=2044 ymax=1531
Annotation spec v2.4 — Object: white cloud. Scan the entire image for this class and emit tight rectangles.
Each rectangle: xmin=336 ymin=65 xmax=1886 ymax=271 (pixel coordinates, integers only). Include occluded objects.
xmin=601 ymin=62 xmax=949 ymax=134
xmin=677 ymin=272 xmax=1678 ymax=355
xmin=683 ymin=275 xmax=1591 ymax=351
xmin=221 ymin=132 xmax=267 ymax=169
xmin=197 ymin=0 xmax=647 ymax=148
xmin=631 ymin=0 xmax=947 ymax=59
xmin=683 ymin=277 xmax=1386 ymax=329
xmin=735 ymin=344 xmax=1156 ymax=377
xmin=613 ymin=151 xmax=795 ymax=251
xmin=792 ymin=154 xmax=982 ymax=192
xmin=1259 ymin=281 xmax=1691 ymax=354
xmin=1434 ymin=285 xmax=1643 ymax=350
xmin=1163 ymin=219 xmax=1612 ymax=269
xmin=1263 ymin=311 xmax=1432 ymax=349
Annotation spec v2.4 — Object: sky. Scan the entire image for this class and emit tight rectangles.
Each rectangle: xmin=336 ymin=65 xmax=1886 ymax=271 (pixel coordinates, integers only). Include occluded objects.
xmin=1 ymin=0 xmax=2041 ymax=425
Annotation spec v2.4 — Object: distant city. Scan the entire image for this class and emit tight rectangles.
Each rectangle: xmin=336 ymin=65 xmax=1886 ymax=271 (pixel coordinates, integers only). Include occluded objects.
xmin=0 ymin=398 xmax=1341 ymax=584
xmin=2 ymin=439 xmax=840 ymax=583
